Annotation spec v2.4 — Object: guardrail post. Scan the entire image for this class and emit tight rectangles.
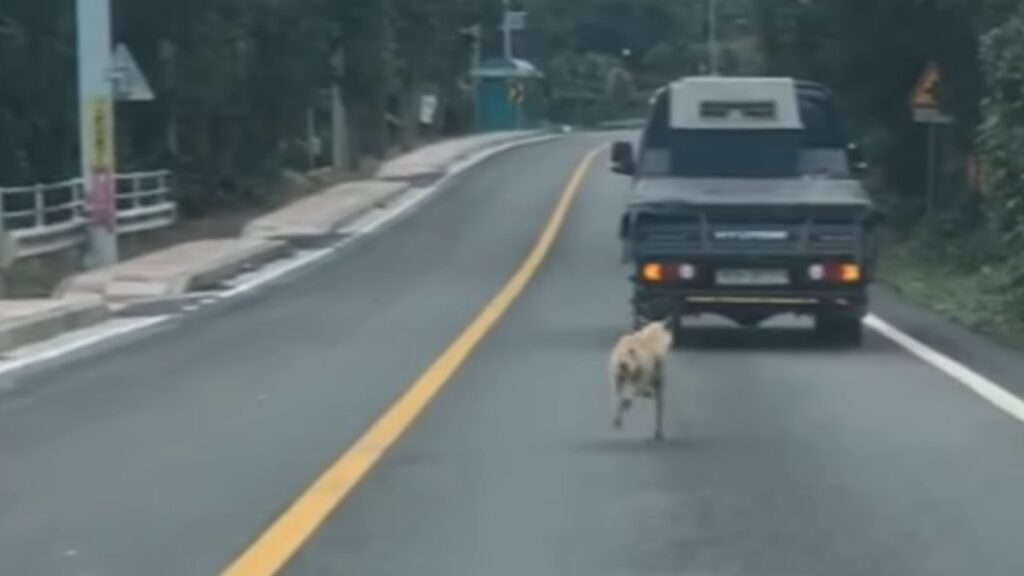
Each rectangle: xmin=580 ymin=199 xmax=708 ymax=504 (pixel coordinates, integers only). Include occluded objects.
xmin=33 ymin=184 xmax=45 ymax=228
xmin=131 ymin=175 xmax=141 ymax=209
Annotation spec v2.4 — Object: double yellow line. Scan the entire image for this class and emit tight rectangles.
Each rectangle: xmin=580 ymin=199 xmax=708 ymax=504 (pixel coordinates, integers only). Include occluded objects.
xmin=222 ymin=147 xmax=602 ymax=576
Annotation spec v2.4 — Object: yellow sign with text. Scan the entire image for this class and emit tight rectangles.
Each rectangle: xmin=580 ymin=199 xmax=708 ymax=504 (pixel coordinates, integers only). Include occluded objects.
xmin=88 ymin=98 xmax=115 ymax=171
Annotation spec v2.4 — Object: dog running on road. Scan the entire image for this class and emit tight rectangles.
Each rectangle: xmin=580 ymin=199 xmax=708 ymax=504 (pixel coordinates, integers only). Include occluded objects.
xmin=609 ymin=319 xmax=674 ymax=439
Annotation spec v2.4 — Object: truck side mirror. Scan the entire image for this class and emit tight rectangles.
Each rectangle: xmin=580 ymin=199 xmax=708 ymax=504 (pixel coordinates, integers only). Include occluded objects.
xmin=611 ymin=141 xmax=636 ymax=175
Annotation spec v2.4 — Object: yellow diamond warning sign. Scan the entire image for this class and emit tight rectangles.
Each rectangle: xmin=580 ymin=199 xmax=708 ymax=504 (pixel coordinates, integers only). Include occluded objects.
xmin=911 ymin=62 xmax=942 ymax=109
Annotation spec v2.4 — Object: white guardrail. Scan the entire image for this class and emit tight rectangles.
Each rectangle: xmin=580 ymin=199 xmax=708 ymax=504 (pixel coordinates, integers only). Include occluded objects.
xmin=0 ymin=170 xmax=175 ymax=261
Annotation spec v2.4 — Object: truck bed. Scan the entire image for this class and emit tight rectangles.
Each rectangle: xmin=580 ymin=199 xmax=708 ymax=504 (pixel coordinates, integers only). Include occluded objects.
xmin=628 ymin=177 xmax=874 ymax=211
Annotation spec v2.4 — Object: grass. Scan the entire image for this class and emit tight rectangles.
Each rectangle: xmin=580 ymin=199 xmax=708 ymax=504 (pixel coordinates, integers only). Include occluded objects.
xmin=879 ymin=232 xmax=1024 ymax=349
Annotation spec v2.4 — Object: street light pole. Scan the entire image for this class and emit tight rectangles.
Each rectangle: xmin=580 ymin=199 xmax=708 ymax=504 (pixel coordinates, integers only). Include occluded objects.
xmin=502 ymin=0 xmax=513 ymax=60
xmin=708 ymin=0 xmax=719 ymax=75
xmin=76 ymin=0 xmax=118 ymax=267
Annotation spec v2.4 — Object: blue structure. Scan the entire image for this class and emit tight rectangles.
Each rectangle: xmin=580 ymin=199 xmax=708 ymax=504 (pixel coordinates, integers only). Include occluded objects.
xmin=471 ymin=58 xmax=543 ymax=132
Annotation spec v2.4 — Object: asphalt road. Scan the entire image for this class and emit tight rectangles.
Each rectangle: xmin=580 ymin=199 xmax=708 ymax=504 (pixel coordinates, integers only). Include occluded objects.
xmin=3 ymin=135 xmax=1024 ymax=576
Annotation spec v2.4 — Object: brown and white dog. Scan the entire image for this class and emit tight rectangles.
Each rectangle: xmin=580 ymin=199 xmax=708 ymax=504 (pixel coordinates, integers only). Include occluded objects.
xmin=608 ymin=319 xmax=674 ymax=439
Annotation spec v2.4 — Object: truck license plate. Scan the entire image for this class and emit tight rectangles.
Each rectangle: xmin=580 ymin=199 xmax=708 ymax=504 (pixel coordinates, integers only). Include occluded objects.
xmin=715 ymin=269 xmax=789 ymax=286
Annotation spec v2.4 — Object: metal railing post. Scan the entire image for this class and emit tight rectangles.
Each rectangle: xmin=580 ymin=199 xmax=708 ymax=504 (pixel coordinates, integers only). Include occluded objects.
xmin=0 ymin=170 xmax=175 ymax=264
xmin=131 ymin=174 xmax=140 ymax=209
xmin=33 ymin=184 xmax=45 ymax=228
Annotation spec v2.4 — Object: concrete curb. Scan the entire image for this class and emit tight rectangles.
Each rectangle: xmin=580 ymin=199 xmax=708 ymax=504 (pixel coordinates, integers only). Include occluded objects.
xmin=375 ymin=131 xmax=548 ymax=184
xmin=55 ymin=239 xmax=290 ymax=304
xmin=185 ymin=241 xmax=292 ymax=292
xmin=0 ymin=297 xmax=108 ymax=354
xmin=243 ymin=181 xmax=410 ymax=245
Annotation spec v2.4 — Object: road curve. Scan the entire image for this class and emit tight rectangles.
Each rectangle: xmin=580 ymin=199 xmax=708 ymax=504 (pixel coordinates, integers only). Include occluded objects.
xmin=2 ymin=135 xmax=1024 ymax=576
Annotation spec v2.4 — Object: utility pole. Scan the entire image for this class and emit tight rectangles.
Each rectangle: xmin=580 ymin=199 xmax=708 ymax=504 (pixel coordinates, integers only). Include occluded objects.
xmin=708 ymin=0 xmax=719 ymax=75
xmin=466 ymin=24 xmax=482 ymax=77
xmin=76 ymin=0 xmax=118 ymax=267
xmin=502 ymin=0 xmax=513 ymax=60
xmin=330 ymin=47 xmax=348 ymax=171
xmin=462 ymin=24 xmax=483 ymax=131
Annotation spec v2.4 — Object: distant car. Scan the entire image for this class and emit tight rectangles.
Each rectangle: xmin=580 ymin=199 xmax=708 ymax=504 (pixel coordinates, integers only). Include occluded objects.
xmin=612 ymin=76 xmax=882 ymax=346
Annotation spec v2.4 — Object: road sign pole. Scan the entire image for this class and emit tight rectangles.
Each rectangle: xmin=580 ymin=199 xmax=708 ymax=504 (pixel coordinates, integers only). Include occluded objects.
xmin=76 ymin=0 xmax=118 ymax=268
xmin=502 ymin=0 xmax=513 ymax=60
xmin=910 ymin=63 xmax=952 ymax=219
xmin=330 ymin=82 xmax=349 ymax=170
xmin=926 ymin=122 xmax=937 ymax=218
xmin=708 ymin=0 xmax=719 ymax=75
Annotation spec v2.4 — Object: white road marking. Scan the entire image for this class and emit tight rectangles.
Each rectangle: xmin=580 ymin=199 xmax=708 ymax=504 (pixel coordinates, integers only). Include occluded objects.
xmin=220 ymin=247 xmax=334 ymax=299
xmin=182 ymin=305 xmax=201 ymax=312
xmin=0 ymin=316 xmax=172 ymax=377
xmin=339 ymin=186 xmax=435 ymax=236
xmin=865 ymin=314 xmax=1024 ymax=423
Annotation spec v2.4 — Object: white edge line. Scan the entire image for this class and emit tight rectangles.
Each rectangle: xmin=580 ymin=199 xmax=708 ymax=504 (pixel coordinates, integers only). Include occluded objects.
xmin=221 ymin=247 xmax=335 ymax=299
xmin=865 ymin=313 xmax=1024 ymax=423
xmin=0 ymin=316 xmax=172 ymax=377
xmin=343 ymin=186 xmax=436 ymax=235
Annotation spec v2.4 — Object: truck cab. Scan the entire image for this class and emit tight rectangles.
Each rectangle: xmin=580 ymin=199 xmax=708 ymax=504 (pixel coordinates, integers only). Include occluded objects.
xmin=612 ymin=77 xmax=881 ymax=346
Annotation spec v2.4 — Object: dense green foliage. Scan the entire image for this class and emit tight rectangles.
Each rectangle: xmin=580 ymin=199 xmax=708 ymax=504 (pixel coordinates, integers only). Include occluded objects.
xmin=0 ymin=0 xmax=723 ymax=215
xmin=755 ymin=0 xmax=1022 ymax=220
xmin=9 ymin=0 xmax=1019 ymax=233
xmin=979 ymin=4 xmax=1024 ymax=249
xmin=0 ymin=0 xmax=483 ymax=215
xmin=754 ymin=0 xmax=1024 ymax=330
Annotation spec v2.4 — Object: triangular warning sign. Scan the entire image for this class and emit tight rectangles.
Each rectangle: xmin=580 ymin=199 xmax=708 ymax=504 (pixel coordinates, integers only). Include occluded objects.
xmin=111 ymin=44 xmax=155 ymax=102
xmin=911 ymin=63 xmax=942 ymax=109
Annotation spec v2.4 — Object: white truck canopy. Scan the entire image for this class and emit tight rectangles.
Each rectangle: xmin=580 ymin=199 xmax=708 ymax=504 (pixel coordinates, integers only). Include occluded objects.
xmin=668 ymin=77 xmax=804 ymax=131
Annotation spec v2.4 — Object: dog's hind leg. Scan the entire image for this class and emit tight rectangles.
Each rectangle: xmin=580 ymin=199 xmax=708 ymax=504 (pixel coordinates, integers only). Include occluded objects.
xmin=653 ymin=387 xmax=664 ymax=440
xmin=652 ymin=361 xmax=665 ymax=440
xmin=613 ymin=396 xmax=632 ymax=429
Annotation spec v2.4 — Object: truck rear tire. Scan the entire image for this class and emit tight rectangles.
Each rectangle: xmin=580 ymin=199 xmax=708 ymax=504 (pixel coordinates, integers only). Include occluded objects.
xmin=814 ymin=314 xmax=863 ymax=347
xmin=670 ymin=315 xmax=686 ymax=349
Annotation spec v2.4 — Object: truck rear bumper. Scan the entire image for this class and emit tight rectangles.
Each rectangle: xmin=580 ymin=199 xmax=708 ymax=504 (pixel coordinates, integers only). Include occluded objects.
xmin=632 ymin=285 xmax=867 ymax=320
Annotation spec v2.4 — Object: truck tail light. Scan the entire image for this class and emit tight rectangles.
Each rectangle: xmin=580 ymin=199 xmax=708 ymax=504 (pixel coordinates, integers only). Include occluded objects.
xmin=641 ymin=262 xmax=696 ymax=283
xmin=808 ymin=264 xmax=826 ymax=281
xmin=838 ymin=263 xmax=862 ymax=283
xmin=809 ymin=262 xmax=862 ymax=284
xmin=678 ymin=263 xmax=697 ymax=280
xmin=642 ymin=263 xmax=668 ymax=282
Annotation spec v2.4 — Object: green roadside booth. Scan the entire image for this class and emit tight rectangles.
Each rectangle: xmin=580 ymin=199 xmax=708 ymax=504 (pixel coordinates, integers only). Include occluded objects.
xmin=471 ymin=58 xmax=544 ymax=132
